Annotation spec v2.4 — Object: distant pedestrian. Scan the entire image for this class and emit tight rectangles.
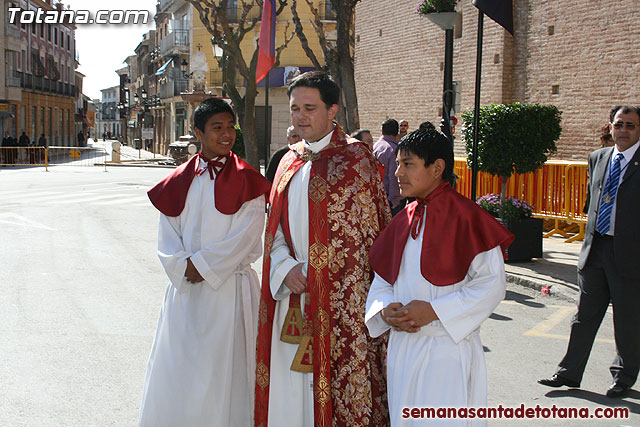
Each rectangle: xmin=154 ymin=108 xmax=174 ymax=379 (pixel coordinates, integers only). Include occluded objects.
xmin=18 ymin=131 xmax=29 ymax=163
xmin=37 ymin=134 xmax=47 ymax=163
xmin=1 ymin=131 xmax=13 ymax=164
xmin=351 ymin=128 xmax=374 ymax=150
xmin=539 ymin=105 xmax=640 ymax=398
xmin=600 ymin=123 xmax=614 ymax=147
xmin=77 ymin=131 xmax=85 ymax=147
xmin=265 ymin=125 xmax=301 ymax=182
xmin=398 ymin=119 xmax=409 ymax=140
xmin=374 ymin=119 xmax=405 ymax=216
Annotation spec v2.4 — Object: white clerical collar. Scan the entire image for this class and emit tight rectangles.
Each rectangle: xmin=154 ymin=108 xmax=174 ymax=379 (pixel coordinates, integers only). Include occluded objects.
xmin=613 ymin=140 xmax=639 ymax=165
xmin=303 ymin=127 xmax=334 ymax=153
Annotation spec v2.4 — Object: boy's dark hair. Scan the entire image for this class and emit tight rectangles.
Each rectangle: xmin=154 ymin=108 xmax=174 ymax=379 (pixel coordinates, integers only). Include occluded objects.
xmin=287 ymin=71 xmax=340 ymax=108
xmin=609 ymin=105 xmax=640 ymax=122
xmin=418 ymin=121 xmax=436 ymax=132
xmin=398 ymin=126 xmax=454 ymax=185
xmin=381 ymin=119 xmax=399 ymax=136
xmin=351 ymin=129 xmax=371 ymax=140
xmin=193 ymin=98 xmax=236 ymax=132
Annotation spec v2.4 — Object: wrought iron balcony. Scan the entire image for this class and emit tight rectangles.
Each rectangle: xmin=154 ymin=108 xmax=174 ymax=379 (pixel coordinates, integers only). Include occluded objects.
xmin=159 ymin=30 xmax=189 ymax=56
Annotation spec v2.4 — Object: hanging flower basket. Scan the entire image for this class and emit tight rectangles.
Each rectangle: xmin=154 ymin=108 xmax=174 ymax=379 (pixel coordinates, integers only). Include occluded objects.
xmin=416 ymin=0 xmax=459 ymax=30
xmin=425 ymin=12 xmax=458 ymax=30
xmin=416 ymin=0 xmax=457 ymax=14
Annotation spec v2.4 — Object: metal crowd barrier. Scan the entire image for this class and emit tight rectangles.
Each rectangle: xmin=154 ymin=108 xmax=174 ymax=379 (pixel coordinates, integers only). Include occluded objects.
xmin=454 ymin=158 xmax=589 ymax=242
xmin=0 ymin=146 xmax=107 ymax=170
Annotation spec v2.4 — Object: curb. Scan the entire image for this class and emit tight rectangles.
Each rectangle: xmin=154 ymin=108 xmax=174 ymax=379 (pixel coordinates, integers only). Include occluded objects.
xmin=505 ymin=272 xmax=578 ymax=303
xmin=97 ymin=162 xmax=176 ymax=169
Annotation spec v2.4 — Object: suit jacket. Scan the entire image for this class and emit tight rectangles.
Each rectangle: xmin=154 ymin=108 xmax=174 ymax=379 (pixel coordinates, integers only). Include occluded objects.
xmin=579 ymin=145 xmax=640 ymax=278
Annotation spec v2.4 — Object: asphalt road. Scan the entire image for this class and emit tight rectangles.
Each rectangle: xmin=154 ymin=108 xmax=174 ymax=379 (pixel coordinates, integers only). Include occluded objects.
xmin=0 ymin=165 xmax=636 ymax=426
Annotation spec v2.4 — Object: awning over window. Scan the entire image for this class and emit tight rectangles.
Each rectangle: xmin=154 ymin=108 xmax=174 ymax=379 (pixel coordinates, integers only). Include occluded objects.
xmin=155 ymin=59 xmax=173 ymax=76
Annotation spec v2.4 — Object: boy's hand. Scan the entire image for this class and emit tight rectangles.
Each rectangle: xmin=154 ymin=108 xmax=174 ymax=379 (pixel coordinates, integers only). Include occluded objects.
xmin=402 ymin=300 xmax=438 ymax=331
xmin=185 ymin=258 xmax=204 ymax=283
xmin=381 ymin=300 xmax=438 ymax=333
xmin=284 ymin=263 xmax=306 ymax=294
xmin=381 ymin=302 xmax=411 ymax=331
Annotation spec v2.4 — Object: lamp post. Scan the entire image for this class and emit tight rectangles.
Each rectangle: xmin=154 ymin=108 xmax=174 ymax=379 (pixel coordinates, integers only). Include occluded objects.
xmin=211 ymin=37 xmax=226 ymax=97
xmin=424 ymin=11 xmax=458 ymax=147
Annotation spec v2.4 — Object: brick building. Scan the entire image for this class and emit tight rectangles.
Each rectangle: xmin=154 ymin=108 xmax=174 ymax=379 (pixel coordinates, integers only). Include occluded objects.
xmin=354 ymin=0 xmax=640 ymax=160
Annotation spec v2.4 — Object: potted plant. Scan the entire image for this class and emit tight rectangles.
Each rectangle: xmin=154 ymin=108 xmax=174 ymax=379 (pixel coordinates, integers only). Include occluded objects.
xmin=477 ymin=194 xmax=542 ymax=261
xmin=462 ymin=103 xmax=562 ymax=261
xmin=416 ymin=0 xmax=458 ymax=30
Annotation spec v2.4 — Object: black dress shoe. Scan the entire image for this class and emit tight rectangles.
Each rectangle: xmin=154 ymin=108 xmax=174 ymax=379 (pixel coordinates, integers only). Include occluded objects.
xmin=606 ymin=382 xmax=631 ymax=398
xmin=537 ymin=374 xmax=580 ymax=388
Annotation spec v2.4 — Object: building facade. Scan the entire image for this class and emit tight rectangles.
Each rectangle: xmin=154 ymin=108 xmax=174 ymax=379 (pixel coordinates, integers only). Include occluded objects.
xmin=354 ymin=0 xmax=640 ymax=160
xmin=1 ymin=0 xmax=79 ymax=146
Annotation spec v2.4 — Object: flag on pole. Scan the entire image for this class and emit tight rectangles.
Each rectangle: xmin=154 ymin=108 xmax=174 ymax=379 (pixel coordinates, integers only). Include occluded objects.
xmin=472 ymin=0 xmax=514 ymax=35
xmin=256 ymin=0 xmax=276 ymax=83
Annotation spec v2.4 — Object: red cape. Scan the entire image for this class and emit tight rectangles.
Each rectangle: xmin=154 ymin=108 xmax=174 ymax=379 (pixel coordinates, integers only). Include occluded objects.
xmin=369 ymin=182 xmax=514 ymax=286
xmin=147 ymin=152 xmax=271 ymax=216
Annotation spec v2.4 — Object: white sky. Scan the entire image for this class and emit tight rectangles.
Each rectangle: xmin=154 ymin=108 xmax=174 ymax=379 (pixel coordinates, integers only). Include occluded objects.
xmin=62 ymin=0 xmax=157 ymax=100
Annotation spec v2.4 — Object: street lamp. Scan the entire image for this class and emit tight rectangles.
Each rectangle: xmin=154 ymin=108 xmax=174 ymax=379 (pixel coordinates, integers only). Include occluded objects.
xmin=180 ymin=59 xmax=193 ymax=79
xmin=425 ymin=12 xmax=458 ymax=146
xmin=211 ymin=36 xmax=227 ymax=97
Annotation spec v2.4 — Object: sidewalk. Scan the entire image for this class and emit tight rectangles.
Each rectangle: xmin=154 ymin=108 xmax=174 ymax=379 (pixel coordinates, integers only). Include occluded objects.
xmin=505 ymin=235 xmax=581 ymax=302
xmin=87 ymin=138 xmax=172 ymax=165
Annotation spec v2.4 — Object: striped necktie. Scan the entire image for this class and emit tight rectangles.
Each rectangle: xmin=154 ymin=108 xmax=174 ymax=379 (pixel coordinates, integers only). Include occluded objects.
xmin=595 ymin=153 xmax=624 ymax=235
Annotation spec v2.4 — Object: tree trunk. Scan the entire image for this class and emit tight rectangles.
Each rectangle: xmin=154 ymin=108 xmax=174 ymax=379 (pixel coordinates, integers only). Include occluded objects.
xmin=501 ymin=176 xmax=507 ymax=202
xmin=243 ymin=81 xmax=260 ymax=169
xmin=335 ymin=4 xmax=358 ymax=133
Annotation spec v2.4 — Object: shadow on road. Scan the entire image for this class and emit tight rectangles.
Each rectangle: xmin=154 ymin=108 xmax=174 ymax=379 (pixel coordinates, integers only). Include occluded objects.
xmin=505 ymin=289 xmax=546 ymax=308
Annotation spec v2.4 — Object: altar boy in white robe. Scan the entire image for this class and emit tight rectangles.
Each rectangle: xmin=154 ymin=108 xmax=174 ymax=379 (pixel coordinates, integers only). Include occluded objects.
xmin=366 ymin=127 xmax=514 ymax=426
xmin=140 ymin=98 xmax=271 ymax=427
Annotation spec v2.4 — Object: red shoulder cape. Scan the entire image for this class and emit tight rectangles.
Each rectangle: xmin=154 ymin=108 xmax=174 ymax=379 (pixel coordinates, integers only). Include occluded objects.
xmin=147 ymin=152 xmax=271 ymax=216
xmin=369 ymin=182 xmax=514 ymax=286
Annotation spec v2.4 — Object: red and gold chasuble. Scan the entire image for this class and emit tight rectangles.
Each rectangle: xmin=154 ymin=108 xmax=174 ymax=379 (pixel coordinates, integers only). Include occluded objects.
xmin=255 ymin=126 xmax=391 ymax=427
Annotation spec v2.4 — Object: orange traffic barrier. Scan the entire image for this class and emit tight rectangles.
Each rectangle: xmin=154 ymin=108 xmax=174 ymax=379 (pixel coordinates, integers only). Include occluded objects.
xmin=455 ymin=158 xmax=589 ymax=242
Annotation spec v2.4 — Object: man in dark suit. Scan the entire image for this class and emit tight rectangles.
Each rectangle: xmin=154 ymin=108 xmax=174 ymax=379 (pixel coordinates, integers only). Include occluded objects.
xmin=538 ymin=105 xmax=640 ymax=398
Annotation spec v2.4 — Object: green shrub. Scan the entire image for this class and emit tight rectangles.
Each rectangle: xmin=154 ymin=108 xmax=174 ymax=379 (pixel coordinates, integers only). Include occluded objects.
xmin=462 ymin=103 xmax=561 ymax=180
xmin=233 ymin=125 xmax=246 ymax=159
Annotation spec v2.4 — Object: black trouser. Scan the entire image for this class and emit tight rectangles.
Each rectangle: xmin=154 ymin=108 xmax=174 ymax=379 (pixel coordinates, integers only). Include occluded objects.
xmin=556 ymin=233 xmax=640 ymax=386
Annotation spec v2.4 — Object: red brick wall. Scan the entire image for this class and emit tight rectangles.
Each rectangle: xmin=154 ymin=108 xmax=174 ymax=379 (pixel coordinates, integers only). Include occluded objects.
xmin=354 ymin=0 xmax=640 ymax=160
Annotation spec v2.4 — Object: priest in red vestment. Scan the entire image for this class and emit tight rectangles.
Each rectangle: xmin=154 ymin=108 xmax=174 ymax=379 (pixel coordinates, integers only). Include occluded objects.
xmin=255 ymin=71 xmax=391 ymax=427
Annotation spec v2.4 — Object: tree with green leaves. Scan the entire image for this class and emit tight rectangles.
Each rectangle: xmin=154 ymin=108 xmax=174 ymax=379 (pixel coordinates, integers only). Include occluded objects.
xmin=185 ymin=0 xmax=294 ymax=169
xmin=462 ymin=103 xmax=562 ymax=200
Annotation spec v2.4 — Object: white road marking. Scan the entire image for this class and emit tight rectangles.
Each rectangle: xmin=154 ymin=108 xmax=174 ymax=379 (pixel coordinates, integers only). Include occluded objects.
xmin=0 ymin=212 xmax=55 ymax=230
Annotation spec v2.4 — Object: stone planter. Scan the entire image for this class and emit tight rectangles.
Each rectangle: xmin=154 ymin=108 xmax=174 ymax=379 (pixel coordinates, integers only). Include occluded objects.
xmin=499 ymin=217 xmax=543 ymax=262
xmin=424 ymin=12 xmax=459 ymax=30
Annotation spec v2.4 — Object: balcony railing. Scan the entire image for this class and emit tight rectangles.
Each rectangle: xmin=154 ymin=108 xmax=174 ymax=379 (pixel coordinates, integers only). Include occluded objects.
xmin=5 ymin=24 xmax=21 ymax=38
xmin=159 ymin=30 xmax=189 ymax=56
xmin=159 ymin=79 xmax=189 ymax=98
xmin=16 ymin=71 xmax=76 ymax=96
xmin=159 ymin=0 xmax=174 ymax=12
xmin=6 ymin=71 xmax=21 ymax=87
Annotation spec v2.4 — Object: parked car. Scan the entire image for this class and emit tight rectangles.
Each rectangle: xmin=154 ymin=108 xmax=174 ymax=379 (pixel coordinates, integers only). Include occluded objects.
xmin=168 ymin=135 xmax=200 ymax=164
